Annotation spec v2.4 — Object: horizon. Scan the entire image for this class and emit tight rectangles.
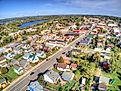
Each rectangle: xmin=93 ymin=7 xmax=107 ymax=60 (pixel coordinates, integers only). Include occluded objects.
xmin=0 ymin=14 xmax=121 ymax=20
xmin=0 ymin=0 xmax=121 ymax=19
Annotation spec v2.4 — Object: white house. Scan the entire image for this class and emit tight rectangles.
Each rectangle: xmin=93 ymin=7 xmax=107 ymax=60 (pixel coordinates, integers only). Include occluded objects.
xmin=113 ymin=28 xmax=120 ymax=33
xmin=108 ymin=23 xmax=118 ymax=27
xmin=27 ymin=81 xmax=44 ymax=91
xmin=14 ymin=64 xmax=24 ymax=75
xmin=4 ymin=53 xmax=15 ymax=59
xmin=23 ymin=53 xmax=39 ymax=63
xmin=44 ymin=70 xmax=60 ymax=84
xmin=69 ymin=24 xmax=77 ymax=30
xmin=36 ymin=51 xmax=46 ymax=59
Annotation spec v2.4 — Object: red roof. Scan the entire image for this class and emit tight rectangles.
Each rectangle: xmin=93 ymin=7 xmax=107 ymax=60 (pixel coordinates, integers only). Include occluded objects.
xmin=70 ymin=63 xmax=77 ymax=68
xmin=0 ymin=56 xmax=6 ymax=61
xmin=73 ymin=30 xmax=80 ymax=32
xmin=57 ymin=63 xmax=67 ymax=69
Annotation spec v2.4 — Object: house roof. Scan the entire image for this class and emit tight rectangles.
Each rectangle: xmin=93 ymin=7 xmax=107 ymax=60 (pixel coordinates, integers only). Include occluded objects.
xmin=79 ymin=38 xmax=90 ymax=44
xmin=62 ymin=71 xmax=74 ymax=81
xmin=0 ymin=48 xmax=5 ymax=53
xmin=0 ymin=56 xmax=6 ymax=61
xmin=14 ymin=64 xmax=23 ymax=71
xmin=99 ymin=76 xmax=110 ymax=85
xmin=28 ymin=81 xmax=43 ymax=91
xmin=64 ymin=32 xmax=79 ymax=36
xmin=49 ymin=39 xmax=66 ymax=43
xmin=62 ymin=55 xmax=71 ymax=60
xmin=57 ymin=63 xmax=67 ymax=69
xmin=98 ymin=83 xmax=107 ymax=91
xmin=7 ymin=43 xmax=20 ymax=48
xmin=45 ymin=70 xmax=60 ymax=82
xmin=73 ymin=30 xmax=80 ymax=32
xmin=82 ymin=77 xmax=86 ymax=85
xmin=0 ymin=77 xmax=6 ymax=84
xmin=70 ymin=63 xmax=77 ymax=68
xmin=19 ymin=60 xmax=28 ymax=67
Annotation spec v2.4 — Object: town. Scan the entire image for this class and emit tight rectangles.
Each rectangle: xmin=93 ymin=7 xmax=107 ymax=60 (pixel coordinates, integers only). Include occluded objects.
xmin=0 ymin=15 xmax=121 ymax=91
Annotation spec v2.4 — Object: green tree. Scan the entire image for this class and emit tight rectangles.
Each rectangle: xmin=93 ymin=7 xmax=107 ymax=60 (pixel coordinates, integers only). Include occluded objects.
xmin=0 ymin=67 xmax=9 ymax=74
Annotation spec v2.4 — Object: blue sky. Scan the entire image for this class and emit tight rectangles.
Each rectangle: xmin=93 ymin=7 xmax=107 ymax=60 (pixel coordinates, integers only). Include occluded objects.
xmin=0 ymin=0 xmax=121 ymax=19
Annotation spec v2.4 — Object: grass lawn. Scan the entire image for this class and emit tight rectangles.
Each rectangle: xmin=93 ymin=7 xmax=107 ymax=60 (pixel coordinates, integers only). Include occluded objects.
xmin=87 ymin=34 xmax=94 ymax=39
xmin=4 ymin=67 xmax=19 ymax=82
xmin=14 ymin=54 xmax=23 ymax=60
xmin=46 ymin=83 xmax=58 ymax=90
xmin=30 ymin=63 xmax=38 ymax=67
xmin=52 ymin=68 xmax=61 ymax=73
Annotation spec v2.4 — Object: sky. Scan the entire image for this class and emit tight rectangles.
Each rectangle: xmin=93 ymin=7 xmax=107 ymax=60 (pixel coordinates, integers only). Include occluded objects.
xmin=0 ymin=0 xmax=121 ymax=19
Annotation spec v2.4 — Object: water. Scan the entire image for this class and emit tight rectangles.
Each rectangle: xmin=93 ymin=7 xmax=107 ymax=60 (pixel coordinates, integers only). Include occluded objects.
xmin=0 ymin=20 xmax=16 ymax=24
xmin=19 ymin=20 xmax=48 ymax=28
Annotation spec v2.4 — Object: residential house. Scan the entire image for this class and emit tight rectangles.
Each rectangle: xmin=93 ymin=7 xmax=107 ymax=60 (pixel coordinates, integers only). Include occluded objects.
xmin=13 ymin=47 xmax=22 ymax=54
xmin=4 ymin=47 xmax=12 ymax=53
xmin=21 ymin=43 xmax=31 ymax=50
xmin=70 ymin=63 xmax=77 ymax=70
xmin=56 ymin=63 xmax=70 ymax=71
xmin=91 ymin=28 xmax=98 ymax=35
xmin=23 ymin=53 xmax=39 ymax=63
xmin=98 ymin=83 xmax=107 ymax=91
xmin=13 ymin=64 xmax=24 ymax=75
xmin=0 ymin=56 xmax=6 ymax=63
xmin=79 ymin=38 xmax=91 ymax=45
xmin=98 ymin=33 xmax=106 ymax=38
xmin=27 ymin=81 xmax=44 ymax=91
xmin=62 ymin=55 xmax=71 ymax=64
xmin=48 ymin=39 xmax=67 ymax=45
xmin=64 ymin=35 xmax=74 ymax=42
xmin=69 ymin=24 xmax=77 ymax=30
xmin=10 ymin=59 xmax=19 ymax=66
xmin=61 ymin=71 xmax=74 ymax=81
xmin=29 ymin=55 xmax=39 ymax=63
xmin=108 ymin=23 xmax=118 ymax=27
xmin=98 ymin=76 xmax=110 ymax=91
xmin=0 ymin=56 xmax=8 ymax=68
xmin=100 ymin=61 xmax=110 ymax=71
xmin=4 ymin=52 xmax=15 ymax=60
xmin=0 ymin=48 xmax=5 ymax=55
xmin=64 ymin=32 xmax=79 ymax=36
xmin=44 ymin=70 xmax=60 ymax=84
xmin=73 ymin=30 xmax=81 ymax=34
xmin=80 ymin=77 xmax=86 ymax=85
xmin=73 ymin=29 xmax=88 ymax=34
xmin=36 ymin=51 xmax=46 ymax=59
xmin=113 ymin=28 xmax=120 ymax=34
xmin=101 ymin=50 xmax=111 ymax=59
xmin=0 ymin=61 xmax=8 ymax=68
xmin=19 ymin=60 xmax=28 ymax=69
xmin=46 ymin=42 xmax=64 ymax=48
xmin=0 ymin=77 xmax=9 ymax=89
xmin=97 ymin=40 xmax=104 ymax=47
xmin=94 ymin=48 xmax=103 ymax=52
xmin=43 ymin=46 xmax=51 ymax=52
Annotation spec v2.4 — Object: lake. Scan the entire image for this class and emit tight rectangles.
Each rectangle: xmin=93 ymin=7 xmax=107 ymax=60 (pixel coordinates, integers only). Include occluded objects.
xmin=19 ymin=20 xmax=48 ymax=28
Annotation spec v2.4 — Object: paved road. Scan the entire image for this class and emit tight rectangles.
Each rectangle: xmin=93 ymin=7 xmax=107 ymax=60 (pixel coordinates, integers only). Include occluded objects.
xmin=4 ymin=24 xmax=95 ymax=91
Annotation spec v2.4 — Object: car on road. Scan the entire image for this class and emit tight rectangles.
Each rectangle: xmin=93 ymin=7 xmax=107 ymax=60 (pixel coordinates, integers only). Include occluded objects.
xmin=46 ymin=58 xmax=50 ymax=61
xmin=30 ymin=72 xmax=34 ymax=75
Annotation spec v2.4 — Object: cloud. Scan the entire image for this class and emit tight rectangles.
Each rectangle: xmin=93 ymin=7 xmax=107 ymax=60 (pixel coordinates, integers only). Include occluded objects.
xmin=55 ymin=0 xmax=121 ymax=9
xmin=50 ymin=0 xmax=121 ymax=16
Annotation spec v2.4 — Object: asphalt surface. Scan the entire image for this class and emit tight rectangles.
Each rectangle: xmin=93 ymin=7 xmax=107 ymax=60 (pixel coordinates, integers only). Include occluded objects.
xmin=4 ymin=24 xmax=95 ymax=91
